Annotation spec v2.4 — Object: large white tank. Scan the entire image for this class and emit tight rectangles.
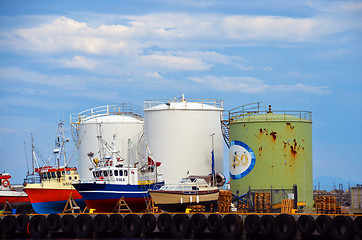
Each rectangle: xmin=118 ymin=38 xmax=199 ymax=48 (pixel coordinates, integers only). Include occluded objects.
xmin=144 ymin=95 xmax=224 ymax=184
xmin=71 ymin=104 xmax=144 ymax=180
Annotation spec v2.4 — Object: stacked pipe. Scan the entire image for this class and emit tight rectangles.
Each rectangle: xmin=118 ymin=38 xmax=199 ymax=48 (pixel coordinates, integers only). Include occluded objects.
xmin=315 ymin=195 xmax=341 ymax=214
xmin=255 ymin=192 xmax=271 ymax=213
xmin=217 ymin=190 xmax=232 ymax=212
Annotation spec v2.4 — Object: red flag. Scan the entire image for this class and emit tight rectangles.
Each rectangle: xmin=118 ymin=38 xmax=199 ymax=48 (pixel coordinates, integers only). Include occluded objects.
xmin=148 ymin=156 xmax=161 ymax=167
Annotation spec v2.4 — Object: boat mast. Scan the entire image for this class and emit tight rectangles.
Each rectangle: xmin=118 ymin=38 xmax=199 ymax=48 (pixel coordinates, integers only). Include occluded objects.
xmin=211 ymin=133 xmax=215 ymax=186
xmin=128 ymin=138 xmax=131 ymax=185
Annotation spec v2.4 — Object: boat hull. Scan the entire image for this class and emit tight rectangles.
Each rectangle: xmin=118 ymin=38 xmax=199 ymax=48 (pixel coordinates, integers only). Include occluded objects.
xmin=0 ymin=195 xmax=32 ymax=213
xmin=73 ymin=182 xmax=163 ymax=213
xmin=24 ymin=188 xmax=85 ymax=214
xmin=149 ymin=189 xmax=219 ymax=212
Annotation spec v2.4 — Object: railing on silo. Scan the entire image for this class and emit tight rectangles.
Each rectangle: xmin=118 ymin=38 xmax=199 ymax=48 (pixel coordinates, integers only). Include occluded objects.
xmin=229 ymin=102 xmax=312 ymax=123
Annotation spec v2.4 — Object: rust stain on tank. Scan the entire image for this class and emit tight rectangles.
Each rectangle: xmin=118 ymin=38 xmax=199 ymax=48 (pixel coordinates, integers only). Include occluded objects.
xmin=286 ymin=122 xmax=295 ymax=129
xmin=270 ymin=131 xmax=277 ymax=140
xmin=290 ymin=139 xmax=298 ymax=156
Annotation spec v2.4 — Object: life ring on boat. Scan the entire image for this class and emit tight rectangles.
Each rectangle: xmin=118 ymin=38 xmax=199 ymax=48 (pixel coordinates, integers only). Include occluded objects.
xmin=2 ymin=179 xmax=10 ymax=188
xmin=99 ymin=176 xmax=104 ymax=181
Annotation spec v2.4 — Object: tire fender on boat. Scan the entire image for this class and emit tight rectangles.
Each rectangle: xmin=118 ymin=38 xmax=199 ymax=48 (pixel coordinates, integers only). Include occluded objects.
xmin=122 ymin=214 xmax=141 ymax=238
xmin=273 ymin=214 xmax=296 ymax=240
xmin=297 ymin=215 xmax=315 ymax=235
xmin=190 ymin=213 xmax=207 ymax=233
xmin=353 ymin=216 xmax=362 ymax=238
xmin=330 ymin=215 xmax=353 ymax=240
xmin=46 ymin=214 xmax=60 ymax=232
xmin=74 ymin=214 xmax=94 ymax=238
xmin=315 ymin=215 xmax=331 ymax=235
xmin=28 ymin=215 xmax=48 ymax=238
xmin=108 ymin=214 xmax=123 ymax=232
xmin=157 ymin=213 xmax=172 ymax=233
xmin=94 ymin=214 xmax=109 ymax=234
xmin=140 ymin=213 xmax=157 ymax=234
xmin=170 ymin=214 xmax=191 ymax=239
xmin=16 ymin=214 xmax=29 ymax=233
xmin=60 ymin=215 xmax=75 ymax=234
xmin=220 ymin=214 xmax=243 ymax=239
xmin=259 ymin=215 xmax=274 ymax=235
xmin=207 ymin=214 xmax=222 ymax=233
xmin=3 ymin=215 xmax=17 ymax=235
xmin=244 ymin=214 xmax=260 ymax=235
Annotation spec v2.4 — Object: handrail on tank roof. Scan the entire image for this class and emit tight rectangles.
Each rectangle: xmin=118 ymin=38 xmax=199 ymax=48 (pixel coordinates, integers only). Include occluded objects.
xmin=144 ymin=98 xmax=223 ymax=110
xmin=70 ymin=103 xmax=143 ymax=127
xmin=229 ymin=102 xmax=311 ymax=123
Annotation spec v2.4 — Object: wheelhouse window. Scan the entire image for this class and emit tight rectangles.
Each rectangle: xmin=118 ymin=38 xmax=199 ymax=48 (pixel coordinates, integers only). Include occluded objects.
xmin=51 ymin=172 xmax=56 ymax=178
xmin=104 ymin=171 xmax=108 ymax=177
xmin=47 ymin=172 xmax=51 ymax=179
xmin=114 ymin=170 xmax=118 ymax=176
xmin=124 ymin=170 xmax=128 ymax=176
xmin=119 ymin=170 xmax=123 ymax=176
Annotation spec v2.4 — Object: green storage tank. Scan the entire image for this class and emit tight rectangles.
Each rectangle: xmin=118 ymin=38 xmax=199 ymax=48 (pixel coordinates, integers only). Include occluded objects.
xmin=229 ymin=103 xmax=313 ymax=207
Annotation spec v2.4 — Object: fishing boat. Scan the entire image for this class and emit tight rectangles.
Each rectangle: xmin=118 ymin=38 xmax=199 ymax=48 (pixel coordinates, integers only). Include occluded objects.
xmin=148 ymin=177 xmax=220 ymax=212
xmin=24 ymin=121 xmax=86 ymax=214
xmin=0 ymin=173 xmax=32 ymax=213
xmin=73 ymin=134 xmax=164 ymax=213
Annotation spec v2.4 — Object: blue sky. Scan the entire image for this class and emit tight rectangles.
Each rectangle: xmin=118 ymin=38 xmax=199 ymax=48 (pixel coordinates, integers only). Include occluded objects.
xmin=0 ymin=0 xmax=361 ymax=187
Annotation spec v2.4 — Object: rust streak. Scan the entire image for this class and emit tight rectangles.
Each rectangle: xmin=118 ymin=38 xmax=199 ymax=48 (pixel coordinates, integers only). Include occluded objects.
xmin=270 ymin=131 xmax=277 ymax=140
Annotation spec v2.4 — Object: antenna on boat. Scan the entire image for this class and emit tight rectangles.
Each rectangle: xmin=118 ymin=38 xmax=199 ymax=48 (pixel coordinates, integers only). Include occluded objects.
xmin=24 ymin=141 xmax=30 ymax=176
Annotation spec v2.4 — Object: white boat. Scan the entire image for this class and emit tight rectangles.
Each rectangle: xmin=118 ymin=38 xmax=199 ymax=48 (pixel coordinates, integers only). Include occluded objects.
xmin=148 ymin=177 xmax=220 ymax=212
xmin=0 ymin=173 xmax=32 ymax=213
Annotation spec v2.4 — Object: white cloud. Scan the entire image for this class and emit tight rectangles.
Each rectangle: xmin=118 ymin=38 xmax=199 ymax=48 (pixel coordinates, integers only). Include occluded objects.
xmin=145 ymin=72 xmax=162 ymax=79
xmin=62 ymin=56 xmax=97 ymax=70
xmin=189 ymin=75 xmax=332 ymax=94
xmin=1 ymin=10 xmax=357 ymax=57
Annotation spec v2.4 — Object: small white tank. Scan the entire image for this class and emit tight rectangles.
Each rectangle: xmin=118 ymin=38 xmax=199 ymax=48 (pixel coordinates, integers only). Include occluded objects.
xmin=71 ymin=104 xmax=144 ymax=180
xmin=144 ymin=95 xmax=224 ymax=184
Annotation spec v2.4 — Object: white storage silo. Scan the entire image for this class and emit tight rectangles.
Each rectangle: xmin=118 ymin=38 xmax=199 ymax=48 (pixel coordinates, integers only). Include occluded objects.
xmin=71 ymin=104 xmax=144 ymax=180
xmin=144 ymin=95 xmax=224 ymax=184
